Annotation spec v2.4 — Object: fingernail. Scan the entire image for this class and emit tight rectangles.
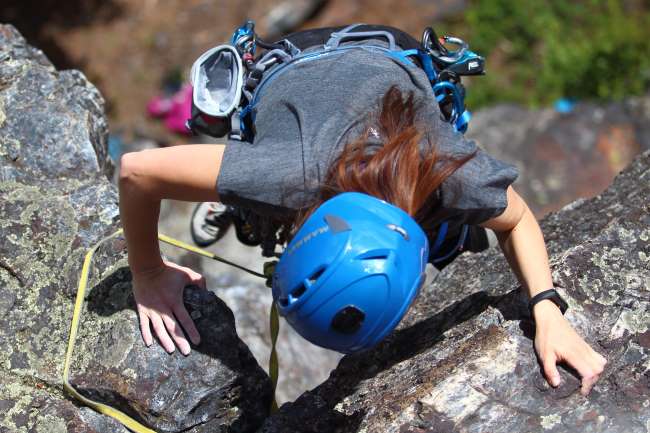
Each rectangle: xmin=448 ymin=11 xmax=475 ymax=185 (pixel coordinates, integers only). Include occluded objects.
xmin=552 ymin=377 xmax=561 ymax=387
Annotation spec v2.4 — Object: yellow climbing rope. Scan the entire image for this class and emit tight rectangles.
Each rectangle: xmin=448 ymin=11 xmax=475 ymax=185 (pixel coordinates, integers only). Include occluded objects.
xmin=63 ymin=229 xmax=280 ymax=433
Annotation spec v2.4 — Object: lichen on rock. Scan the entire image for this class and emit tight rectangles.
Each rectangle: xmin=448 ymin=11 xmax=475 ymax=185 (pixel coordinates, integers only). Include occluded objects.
xmin=2 ymin=21 xmax=649 ymax=433
xmin=1 ymin=24 xmax=272 ymax=433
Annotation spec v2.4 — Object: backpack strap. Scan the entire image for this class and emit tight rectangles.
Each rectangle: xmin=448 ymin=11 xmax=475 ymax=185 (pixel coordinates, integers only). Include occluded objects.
xmin=189 ymin=21 xmax=482 ymax=140
xmin=279 ymin=24 xmax=421 ymax=52
xmin=324 ymin=25 xmax=397 ymax=51
xmin=429 ymin=221 xmax=449 ymax=258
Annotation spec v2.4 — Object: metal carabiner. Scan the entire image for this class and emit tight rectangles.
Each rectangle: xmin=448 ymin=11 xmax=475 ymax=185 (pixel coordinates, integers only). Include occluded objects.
xmin=422 ymin=27 xmax=470 ymax=66
xmin=232 ymin=20 xmax=257 ymax=55
xmin=439 ymin=36 xmax=468 ymax=62
xmin=422 ymin=27 xmax=447 ymax=56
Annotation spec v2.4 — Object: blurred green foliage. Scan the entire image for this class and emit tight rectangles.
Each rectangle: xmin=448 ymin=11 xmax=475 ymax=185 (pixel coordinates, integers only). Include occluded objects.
xmin=444 ymin=0 xmax=650 ymax=108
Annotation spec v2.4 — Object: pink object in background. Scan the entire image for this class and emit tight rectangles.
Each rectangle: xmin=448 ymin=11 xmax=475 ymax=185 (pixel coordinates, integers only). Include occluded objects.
xmin=146 ymin=84 xmax=193 ymax=135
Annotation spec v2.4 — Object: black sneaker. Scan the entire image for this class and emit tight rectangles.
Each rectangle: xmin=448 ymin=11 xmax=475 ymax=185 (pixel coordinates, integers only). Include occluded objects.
xmin=190 ymin=202 xmax=233 ymax=247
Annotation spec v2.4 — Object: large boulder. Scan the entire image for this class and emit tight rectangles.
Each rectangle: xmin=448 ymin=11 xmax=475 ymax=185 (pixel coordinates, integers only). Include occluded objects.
xmin=259 ymin=150 xmax=650 ymax=432
xmin=3 ymin=19 xmax=649 ymax=433
xmin=0 ymin=24 xmax=272 ymax=433
xmin=467 ymin=99 xmax=650 ymax=216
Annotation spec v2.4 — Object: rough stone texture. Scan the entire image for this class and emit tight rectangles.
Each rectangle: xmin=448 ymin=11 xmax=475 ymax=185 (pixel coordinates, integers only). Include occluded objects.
xmin=467 ymin=99 xmax=650 ymax=216
xmin=259 ymin=151 xmax=650 ymax=432
xmin=0 ymin=26 xmax=112 ymax=183
xmin=1 ymin=24 xmax=272 ymax=433
xmin=73 ymin=281 xmax=273 ymax=433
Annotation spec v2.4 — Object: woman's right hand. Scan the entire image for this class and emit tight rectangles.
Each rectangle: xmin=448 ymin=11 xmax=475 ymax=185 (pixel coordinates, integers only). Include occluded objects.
xmin=132 ymin=261 xmax=206 ymax=355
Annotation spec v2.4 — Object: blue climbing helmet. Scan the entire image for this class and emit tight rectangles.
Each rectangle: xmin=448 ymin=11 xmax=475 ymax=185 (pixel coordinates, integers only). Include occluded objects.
xmin=272 ymin=192 xmax=429 ymax=354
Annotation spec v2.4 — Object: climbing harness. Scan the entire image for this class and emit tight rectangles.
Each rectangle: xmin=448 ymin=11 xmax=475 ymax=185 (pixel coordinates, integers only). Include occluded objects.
xmin=188 ymin=21 xmax=485 ymax=262
xmin=186 ymin=21 xmax=484 ymax=139
xmin=63 ymin=229 xmax=280 ymax=433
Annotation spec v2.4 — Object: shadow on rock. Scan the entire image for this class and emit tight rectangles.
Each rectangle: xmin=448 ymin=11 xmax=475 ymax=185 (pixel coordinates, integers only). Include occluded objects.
xmin=260 ymin=289 xmax=532 ymax=432
xmin=77 ymin=267 xmax=273 ymax=432
xmin=358 ymin=290 xmax=526 ymax=371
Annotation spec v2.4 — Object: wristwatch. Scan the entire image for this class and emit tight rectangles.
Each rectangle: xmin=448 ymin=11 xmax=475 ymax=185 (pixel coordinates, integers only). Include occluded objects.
xmin=528 ymin=289 xmax=569 ymax=315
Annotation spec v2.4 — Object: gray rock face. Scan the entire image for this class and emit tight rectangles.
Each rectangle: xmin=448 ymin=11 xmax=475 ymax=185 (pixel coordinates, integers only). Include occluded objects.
xmin=259 ymin=151 xmax=650 ymax=432
xmin=263 ymin=0 xmax=328 ymax=39
xmin=0 ymin=24 xmax=271 ymax=433
xmin=467 ymin=99 xmax=650 ymax=216
xmin=0 ymin=27 xmax=111 ymax=184
xmin=3 ymin=21 xmax=649 ymax=433
xmin=74 ymin=281 xmax=272 ymax=432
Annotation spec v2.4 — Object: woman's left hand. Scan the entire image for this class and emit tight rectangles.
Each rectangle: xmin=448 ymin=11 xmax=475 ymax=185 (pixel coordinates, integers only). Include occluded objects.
xmin=533 ymin=300 xmax=607 ymax=396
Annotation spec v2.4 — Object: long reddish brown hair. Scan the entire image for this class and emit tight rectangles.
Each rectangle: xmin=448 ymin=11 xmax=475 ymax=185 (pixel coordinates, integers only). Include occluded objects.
xmin=293 ymin=85 xmax=474 ymax=232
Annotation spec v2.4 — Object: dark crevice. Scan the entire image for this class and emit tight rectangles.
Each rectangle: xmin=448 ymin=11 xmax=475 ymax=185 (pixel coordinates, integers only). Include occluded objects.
xmin=0 ymin=259 xmax=25 ymax=286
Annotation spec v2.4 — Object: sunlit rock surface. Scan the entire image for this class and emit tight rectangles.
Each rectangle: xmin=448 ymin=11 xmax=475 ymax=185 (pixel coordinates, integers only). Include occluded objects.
xmin=468 ymin=99 xmax=650 ymax=216
xmin=0 ymin=24 xmax=271 ymax=433
xmin=259 ymin=151 xmax=650 ymax=432
xmin=3 ymin=21 xmax=649 ymax=433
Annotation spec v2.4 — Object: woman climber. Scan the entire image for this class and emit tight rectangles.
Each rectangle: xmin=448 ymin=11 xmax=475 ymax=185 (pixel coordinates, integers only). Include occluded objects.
xmin=118 ymin=24 xmax=606 ymax=396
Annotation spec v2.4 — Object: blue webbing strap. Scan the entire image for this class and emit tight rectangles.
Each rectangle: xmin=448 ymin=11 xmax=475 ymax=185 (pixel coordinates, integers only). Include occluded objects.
xmin=432 ymin=224 xmax=469 ymax=264
xmin=429 ymin=222 xmax=449 ymax=257
xmin=455 ymin=110 xmax=471 ymax=134
xmin=385 ymin=50 xmax=416 ymax=67
xmin=405 ymin=49 xmax=438 ymax=83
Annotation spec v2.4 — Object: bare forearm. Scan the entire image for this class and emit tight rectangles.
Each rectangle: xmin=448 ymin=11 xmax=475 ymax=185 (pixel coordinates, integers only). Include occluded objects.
xmin=495 ymin=206 xmax=553 ymax=299
xmin=117 ymin=145 xmax=225 ymax=274
xmin=119 ymin=174 xmax=164 ymax=274
xmin=483 ymin=187 xmax=606 ymax=394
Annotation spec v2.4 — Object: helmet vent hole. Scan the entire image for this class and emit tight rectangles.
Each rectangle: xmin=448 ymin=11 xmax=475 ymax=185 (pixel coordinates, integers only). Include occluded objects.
xmin=307 ymin=268 xmax=325 ymax=285
xmin=359 ymin=253 xmax=388 ymax=261
xmin=331 ymin=306 xmax=365 ymax=334
xmin=292 ymin=284 xmax=307 ymax=300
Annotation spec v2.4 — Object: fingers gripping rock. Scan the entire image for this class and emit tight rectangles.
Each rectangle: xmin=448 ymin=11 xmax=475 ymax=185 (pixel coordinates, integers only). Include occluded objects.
xmin=71 ymin=283 xmax=273 ymax=432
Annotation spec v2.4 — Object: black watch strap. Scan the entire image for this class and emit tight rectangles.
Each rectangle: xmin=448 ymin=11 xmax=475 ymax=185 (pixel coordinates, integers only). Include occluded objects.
xmin=528 ymin=289 xmax=568 ymax=315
